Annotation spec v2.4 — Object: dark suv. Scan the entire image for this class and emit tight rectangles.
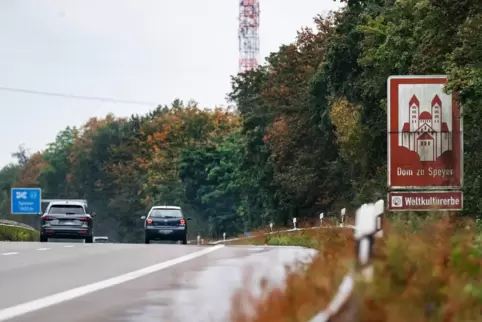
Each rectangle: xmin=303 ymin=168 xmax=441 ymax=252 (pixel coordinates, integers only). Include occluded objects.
xmin=142 ymin=206 xmax=191 ymax=244
xmin=40 ymin=200 xmax=94 ymax=243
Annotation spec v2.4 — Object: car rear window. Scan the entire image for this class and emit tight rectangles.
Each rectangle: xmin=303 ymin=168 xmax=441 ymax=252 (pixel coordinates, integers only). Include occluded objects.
xmin=149 ymin=208 xmax=182 ymax=218
xmin=48 ymin=205 xmax=85 ymax=214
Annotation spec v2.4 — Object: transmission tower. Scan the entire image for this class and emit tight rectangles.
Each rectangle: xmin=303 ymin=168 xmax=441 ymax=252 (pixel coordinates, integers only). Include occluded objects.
xmin=238 ymin=0 xmax=260 ymax=73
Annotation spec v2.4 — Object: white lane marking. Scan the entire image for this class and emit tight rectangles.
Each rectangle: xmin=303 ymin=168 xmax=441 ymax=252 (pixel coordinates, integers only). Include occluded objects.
xmin=63 ymin=245 xmax=74 ymax=248
xmin=1 ymin=252 xmax=18 ymax=256
xmin=36 ymin=248 xmax=49 ymax=251
xmin=0 ymin=245 xmax=224 ymax=321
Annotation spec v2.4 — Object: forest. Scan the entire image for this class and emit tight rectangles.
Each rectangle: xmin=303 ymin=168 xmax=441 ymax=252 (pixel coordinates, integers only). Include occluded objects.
xmin=0 ymin=0 xmax=480 ymax=242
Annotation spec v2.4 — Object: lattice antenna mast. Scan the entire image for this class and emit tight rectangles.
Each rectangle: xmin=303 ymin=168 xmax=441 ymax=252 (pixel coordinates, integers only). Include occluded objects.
xmin=238 ymin=0 xmax=260 ymax=73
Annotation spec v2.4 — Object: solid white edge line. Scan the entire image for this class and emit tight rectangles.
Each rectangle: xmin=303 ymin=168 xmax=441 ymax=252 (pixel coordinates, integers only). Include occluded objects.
xmin=0 ymin=245 xmax=224 ymax=321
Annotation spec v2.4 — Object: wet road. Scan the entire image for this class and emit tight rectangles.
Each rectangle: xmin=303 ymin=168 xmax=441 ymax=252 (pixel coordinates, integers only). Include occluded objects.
xmin=0 ymin=241 xmax=316 ymax=322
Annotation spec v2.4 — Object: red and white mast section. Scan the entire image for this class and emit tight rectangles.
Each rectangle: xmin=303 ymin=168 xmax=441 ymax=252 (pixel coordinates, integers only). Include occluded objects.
xmin=238 ymin=0 xmax=260 ymax=73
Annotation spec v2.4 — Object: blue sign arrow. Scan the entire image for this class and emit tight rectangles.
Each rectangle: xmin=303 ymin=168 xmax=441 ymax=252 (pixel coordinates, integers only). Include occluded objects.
xmin=11 ymin=188 xmax=42 ymax=214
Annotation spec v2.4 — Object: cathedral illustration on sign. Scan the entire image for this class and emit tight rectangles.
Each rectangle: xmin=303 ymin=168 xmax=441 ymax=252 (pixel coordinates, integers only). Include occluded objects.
xmin=400 ymin=94 xmax=452 ymax=162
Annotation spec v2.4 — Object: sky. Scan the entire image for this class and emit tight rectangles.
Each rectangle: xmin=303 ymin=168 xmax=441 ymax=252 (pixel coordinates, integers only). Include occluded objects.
xmin=0 ymin=0 xmax=344 ymax=167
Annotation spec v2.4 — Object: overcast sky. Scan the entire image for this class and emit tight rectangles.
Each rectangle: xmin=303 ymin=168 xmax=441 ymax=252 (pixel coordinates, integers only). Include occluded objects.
xmin=0 ymin=0 xmax=343 ymax=167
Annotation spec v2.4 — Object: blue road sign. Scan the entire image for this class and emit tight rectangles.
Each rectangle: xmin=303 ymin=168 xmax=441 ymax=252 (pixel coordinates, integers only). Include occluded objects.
xmin=11 ymin=188 xmax=42 ymax=214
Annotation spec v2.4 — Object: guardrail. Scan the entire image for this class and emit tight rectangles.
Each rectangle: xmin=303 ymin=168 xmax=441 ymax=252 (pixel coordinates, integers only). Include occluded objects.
xmin=206 ymin=225 xmax=356 ymax=246
xmin=200 ymin=200 xmax=384 ymax=322
xmin=188 ymin=207 xmax=356 ymax=246
xmin=0 ymin=219 xmax=36 ymax=231
xmin=308 ymin=200 xmax=384 ymax=322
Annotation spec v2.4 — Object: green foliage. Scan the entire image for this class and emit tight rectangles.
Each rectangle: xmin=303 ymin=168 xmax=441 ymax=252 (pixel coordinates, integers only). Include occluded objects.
xmin=266 ymin=234 xmax=318 ymax=249
xmin=179 ymin=130 xmax=244 ymax=238
xmin=0 ymin=225 xmax=39 ymax=241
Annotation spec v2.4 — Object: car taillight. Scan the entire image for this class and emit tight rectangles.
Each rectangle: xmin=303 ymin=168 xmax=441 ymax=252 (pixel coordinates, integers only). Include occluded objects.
xmin=180 ymin=219 xmax=185 ymax=225
xmin=146 ymin=218 xmax=153 ymax=224
xmin=42 ymin=216 xmax=54 ymax=221
xmin=79 ymin=217 xmax=91 ymax=222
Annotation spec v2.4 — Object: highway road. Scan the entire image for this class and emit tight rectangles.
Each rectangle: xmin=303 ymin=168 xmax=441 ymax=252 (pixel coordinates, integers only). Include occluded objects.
xmin=0 ymin=241 xmax=316 ymax=322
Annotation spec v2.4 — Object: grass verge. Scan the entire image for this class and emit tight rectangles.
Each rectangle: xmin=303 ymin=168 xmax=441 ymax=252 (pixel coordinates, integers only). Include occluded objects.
xmin=227 ymin=217 xmax=353 ymax=247
xmin=230 ymin=215 xmax=482 ymax=322
xmin=0 ymin=224 xmax=39 ymax=241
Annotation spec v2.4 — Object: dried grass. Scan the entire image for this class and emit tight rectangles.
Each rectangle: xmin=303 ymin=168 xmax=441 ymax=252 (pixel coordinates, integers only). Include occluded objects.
xmin=230 ymin=215 xmax=482 ymax=322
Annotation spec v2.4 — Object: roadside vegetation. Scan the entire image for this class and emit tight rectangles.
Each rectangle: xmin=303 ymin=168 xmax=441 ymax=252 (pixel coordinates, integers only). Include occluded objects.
xmin=231 ymin=215 xmax=482 ymax=322
xmin=0 ymin=224 xmax=39 ymax=241
xmin=227 ymin=217 xmax=351 ymax=247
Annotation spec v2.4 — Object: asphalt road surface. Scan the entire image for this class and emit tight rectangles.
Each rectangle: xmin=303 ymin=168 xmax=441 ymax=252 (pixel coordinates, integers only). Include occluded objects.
xmin=0 ymin=241 xmax=316 ymax=322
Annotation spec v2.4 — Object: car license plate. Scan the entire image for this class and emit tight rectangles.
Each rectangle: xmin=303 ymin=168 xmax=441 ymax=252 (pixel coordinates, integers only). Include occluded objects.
xmin=62 ymin=220 xmax=75 ymax=225
xmin=159 ymin=230 xmax=173 ymax=234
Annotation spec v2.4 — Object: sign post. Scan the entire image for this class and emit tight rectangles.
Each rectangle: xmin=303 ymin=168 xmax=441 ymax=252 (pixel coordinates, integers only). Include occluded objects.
xmin=11 ymin=188 xmax=42 ymax=215
xmin=387 ymin=75 xmax=463 ymax=211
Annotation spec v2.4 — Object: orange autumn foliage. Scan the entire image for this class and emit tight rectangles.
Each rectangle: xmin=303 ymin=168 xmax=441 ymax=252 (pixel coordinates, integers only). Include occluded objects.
xmin=16 ymin=153 xmax=47 ymax=186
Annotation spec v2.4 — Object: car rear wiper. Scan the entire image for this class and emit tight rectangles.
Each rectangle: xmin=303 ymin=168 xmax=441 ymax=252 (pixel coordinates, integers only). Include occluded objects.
xmin=65 ymin=212 xmax=77 ymax=215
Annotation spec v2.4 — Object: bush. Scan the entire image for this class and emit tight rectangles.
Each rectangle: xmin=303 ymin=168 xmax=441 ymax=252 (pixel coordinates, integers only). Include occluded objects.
xmin=0 ymin=225 xmax=39 ymax=241
xmin=230 ymin=216 xmax=482 ymax=322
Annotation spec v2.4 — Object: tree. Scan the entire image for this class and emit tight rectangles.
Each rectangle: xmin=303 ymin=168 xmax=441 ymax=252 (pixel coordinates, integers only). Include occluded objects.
xmin=11 ymin=145 xmax=29 ymax=166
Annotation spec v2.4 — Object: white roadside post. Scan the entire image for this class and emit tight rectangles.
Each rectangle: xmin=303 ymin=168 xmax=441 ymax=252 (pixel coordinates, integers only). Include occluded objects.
xmin=308 ymin=202 xmax=378 ymax=322
xmin=319 ymin=213 xmax=324 ymax=227
xmin=354 ymin=203 xmax=377 ymax=282
xmin=269 ymin=222 xmax=273 ymax=233
xmin=293 ymin=217 xmax=297 ymax=230
xmin=308 ymin=199 xmax=384 ymax=322
xmin=223 ymin=232 xmax=226 ymax=241
xmin=197 ymin=234 xmax=201 ymax=245
xmin=340 ymin=208 xmax=346 ymax=227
